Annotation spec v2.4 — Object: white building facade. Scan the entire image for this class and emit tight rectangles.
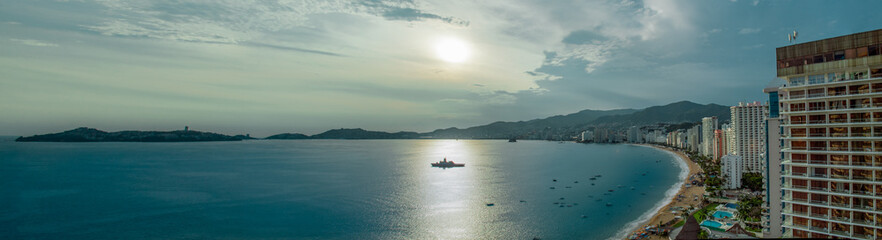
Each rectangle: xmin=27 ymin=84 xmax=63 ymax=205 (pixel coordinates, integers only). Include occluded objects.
xmin=702 ymin=116 xmax=718 ymax=157
xmin=731 ymin=102 xmax=769 ymax=172
xmin=721 ymin=154 xmax=744 ymax=189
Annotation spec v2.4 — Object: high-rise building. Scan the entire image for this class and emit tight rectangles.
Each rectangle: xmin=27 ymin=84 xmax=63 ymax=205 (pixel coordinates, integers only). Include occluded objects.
xmin=725 ymin=124 xmax=737 ymax=155
xmin=702 ymin=116 xmax=719 ymax=158
xmin=777 ymin=29 xmax=882 ymax=239
xmin=628 ymin=126 xmax=643 ymax=143
xmin=714 ymin=129 xmax=725 ymax=161
xmin=688 ymin=124 xmax=702 ymax=153
xmin=732 ymin=102 xmax=769 ymax=172
xmin=721 ymin=155 xmax=744 ymax=189
xmin=763 ymin=80 xmax=785 ymax=238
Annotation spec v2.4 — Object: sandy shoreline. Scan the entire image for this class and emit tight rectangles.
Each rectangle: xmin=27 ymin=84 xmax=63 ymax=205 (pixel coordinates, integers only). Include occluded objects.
xmin=624 ymin=144 xmax=705 ymax=240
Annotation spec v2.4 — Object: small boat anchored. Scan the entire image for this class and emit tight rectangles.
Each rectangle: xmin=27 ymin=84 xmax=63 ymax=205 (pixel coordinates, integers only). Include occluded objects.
xmin=431 ymin=158 xmax=465 ymax=168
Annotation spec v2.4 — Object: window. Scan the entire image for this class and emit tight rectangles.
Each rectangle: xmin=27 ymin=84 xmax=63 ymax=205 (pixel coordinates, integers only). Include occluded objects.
xmin=813 ymin=55 xmax=824 ymax=63
xmin=846 ymin=49 xmax=856 ymax=59
xmin=829 ymin=100 xmax=847 ymax=109
xmin=808 ymin=74 xmax=825 ymax=84
xmin=852 ymin=126 xmax=871 ymax=137
xmin=834 ymin=50 xmax=845 ymax=60
xmin=808 ymin=101 xmax=825 ymax=111
xmin=870 ymin=45 xmax=880 ymax=56
xmin=830 ymin=127 xmax=847 ymax=137
xmin=828 ymin=86 xmax=846 ymax=96
xmin=849 ymin=84 xmax=870 ymax=94
xmin=791 ymin=128 xmax=806 ymax=137
xmin=829 ymin=113 xmax=847 ymax=123
xmin=857 ymin=47 xmax=869 ymax=58
xmin=852 ymin=112 xmax=871 ymax=122
xmin=872 ymin=68 xmax=882 ymax=78
xmin=807 ymin=88 xmax=824 ymax=97
xmin=809 ymin=128 xmax=826 ymax=137
xmin=790 ymin=76 xmax=806 ymax=86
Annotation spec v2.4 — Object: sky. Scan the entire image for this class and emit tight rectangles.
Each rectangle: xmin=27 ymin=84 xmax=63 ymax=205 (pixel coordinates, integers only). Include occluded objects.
xmin=2 ymin=0 xmax=882 ymax=137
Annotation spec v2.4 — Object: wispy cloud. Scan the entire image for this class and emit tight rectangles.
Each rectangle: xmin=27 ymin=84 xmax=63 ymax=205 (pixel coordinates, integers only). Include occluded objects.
xmin=9 ymin=38 xmax=58 ymax=47
xmin=82 ymin=1 xmax=468 ymax=45
xmin=738 ymin=28 xmax=761 ymax=34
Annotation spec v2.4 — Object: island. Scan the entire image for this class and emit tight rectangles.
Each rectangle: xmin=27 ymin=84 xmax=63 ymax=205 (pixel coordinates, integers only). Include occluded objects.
xmin=15 ymin=127 xmax=253 ymax=142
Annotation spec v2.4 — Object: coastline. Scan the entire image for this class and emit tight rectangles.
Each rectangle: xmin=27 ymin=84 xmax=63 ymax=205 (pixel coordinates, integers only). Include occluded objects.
xmin=617 ymin=144 xmax=704 ymax=240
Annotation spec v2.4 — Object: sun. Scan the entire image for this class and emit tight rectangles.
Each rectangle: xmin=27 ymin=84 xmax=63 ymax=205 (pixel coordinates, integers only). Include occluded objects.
xmin=435 ymin=37 xmax=470 ymax=63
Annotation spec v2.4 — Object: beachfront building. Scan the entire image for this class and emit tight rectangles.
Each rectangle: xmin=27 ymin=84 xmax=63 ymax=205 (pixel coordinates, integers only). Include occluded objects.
xmin=702 ymin=116 xmax=719 ymax=158
xmin=580 ymin=130 xmax=593 ymax=142
xmin=688 ymin=124 xmax=702 ymax=153
xmin=725 ymin=124 xmax=737 ymax=155
xmin=593 ymin=128 xmax=609 ymax=143
xmin=763 ymin=80 xmax=785 ymax=238
xmin=732 ymin=102 xmax=769 ymax=173
xmin=777 ymin=29 xmax=882 ymax=239
xmin=713 ymin=129 xmax=725 ymax=161
xmin=645 ymin=130 xmax=666 ymax=144
xmin=628 ymin=126 xmax=643 ymax=143
xmin=721 ymin=154 xmax=743 ymax=189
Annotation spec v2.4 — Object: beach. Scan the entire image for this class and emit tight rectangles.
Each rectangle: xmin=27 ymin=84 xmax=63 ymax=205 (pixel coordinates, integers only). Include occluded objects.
xmin=626 ymin=145 xmax=706 ymax=240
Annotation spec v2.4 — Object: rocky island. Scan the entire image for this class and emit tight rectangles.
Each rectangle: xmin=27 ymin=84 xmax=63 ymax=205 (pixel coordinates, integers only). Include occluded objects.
xmin=16 ymin=127 xmax=253 ymax=142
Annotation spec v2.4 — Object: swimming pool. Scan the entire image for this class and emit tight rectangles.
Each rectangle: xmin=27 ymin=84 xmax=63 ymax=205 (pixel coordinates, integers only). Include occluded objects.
xmin=700 ymin=220 xmax=723 ymax=228
xmin=712 ymin=210 xmax=734 ymax=219
xmin=725 ymin=203 xmax=738 ymax=209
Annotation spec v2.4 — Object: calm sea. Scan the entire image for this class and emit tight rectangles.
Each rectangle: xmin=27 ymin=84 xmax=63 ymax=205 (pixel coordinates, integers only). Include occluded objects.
xmin=0 ymin=138 xmax=682 ymax=239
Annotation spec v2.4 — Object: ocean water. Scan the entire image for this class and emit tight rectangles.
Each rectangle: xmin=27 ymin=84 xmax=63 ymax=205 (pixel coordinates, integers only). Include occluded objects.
xmin=0 ymin=138 xmax=682 ymax=239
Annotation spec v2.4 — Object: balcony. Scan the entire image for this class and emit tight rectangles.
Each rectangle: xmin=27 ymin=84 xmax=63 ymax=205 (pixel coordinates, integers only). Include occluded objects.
xmin=830 ymin=201 xmax=850 ymax=208
xmin=831 ymin=229 xmax=850 ymax=236
xmin=809 ymin=226 xmax=829 ymax=233
xmin=830 ymin=188 xmax=851 ymax=194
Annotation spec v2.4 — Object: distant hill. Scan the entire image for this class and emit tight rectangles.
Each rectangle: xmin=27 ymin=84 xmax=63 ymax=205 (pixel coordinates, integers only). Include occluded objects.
xmin=265 ymin=133 xmax=310 ymax=139
xmin=422 ymin=108 xmax=636 ymax=139
xmin=311 ymin=128 xmax=421 ymax=139
xmin=591 ymin=101 xmax=731 ymax=127
xmin=16 ymin=127 xmax=251 ymax=142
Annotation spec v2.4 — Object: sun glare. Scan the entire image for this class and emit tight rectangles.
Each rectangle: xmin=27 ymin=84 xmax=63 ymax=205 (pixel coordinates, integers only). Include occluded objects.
xmin=435 ymin=38 xmax=469 ymax=63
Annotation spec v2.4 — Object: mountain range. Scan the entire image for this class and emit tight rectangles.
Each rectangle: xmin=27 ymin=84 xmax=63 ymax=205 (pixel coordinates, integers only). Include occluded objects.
xmin=18 ymin=101 xmax=732 ymax=142
xmin=269 ymin=100 xmax=731 ymax=140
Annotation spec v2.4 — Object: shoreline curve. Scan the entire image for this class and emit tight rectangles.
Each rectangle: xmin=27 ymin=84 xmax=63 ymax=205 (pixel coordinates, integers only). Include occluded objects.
xmin=614 ymin=144 xmax=701 ymax=240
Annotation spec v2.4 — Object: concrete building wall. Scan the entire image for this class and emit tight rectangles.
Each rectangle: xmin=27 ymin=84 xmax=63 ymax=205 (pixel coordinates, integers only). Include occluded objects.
xmin=702 ymin=116 xmax=718 ymax=157
xmin=721 ymin=155 xmax=743 ymax=189
xmin=731 ymin=102 xmax=768 ymax=173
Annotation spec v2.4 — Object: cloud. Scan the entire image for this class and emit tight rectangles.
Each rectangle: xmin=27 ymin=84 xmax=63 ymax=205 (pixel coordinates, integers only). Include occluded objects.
xmin=562 ymin=30 xmax=607 ymax=45
xmin=376 ymin=6 xmax=469 ymax=26
xmin=244 ymin=42 xmax=345 ymax=57
xmin=81 ymin=1 xmax=468 ymax=45
xmin=9 ymin=38 xmax=58 ymax=47
xmin=738 ymin=28 xmax=761 ymax=34
xmin=752 ymin=0 xmax=760 ymax=6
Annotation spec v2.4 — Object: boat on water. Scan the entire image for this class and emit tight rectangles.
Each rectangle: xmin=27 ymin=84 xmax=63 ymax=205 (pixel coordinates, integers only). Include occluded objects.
xmin=431 ymin=158 xmax=465 ymax=168
xmin=508 ymin=138 xmax=517 ymax=142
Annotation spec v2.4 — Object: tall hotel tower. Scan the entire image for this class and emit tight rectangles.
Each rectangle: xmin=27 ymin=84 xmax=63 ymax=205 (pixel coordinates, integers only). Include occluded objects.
xmin=731 ymin=102 xmax=768 ymax=173
xmin=778 ymin=29 xmax=882 ymax=239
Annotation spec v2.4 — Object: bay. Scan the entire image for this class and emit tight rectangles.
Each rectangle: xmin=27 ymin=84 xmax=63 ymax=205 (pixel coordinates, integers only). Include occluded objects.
xmin=0 ymin=139 xmax=681 ymax=239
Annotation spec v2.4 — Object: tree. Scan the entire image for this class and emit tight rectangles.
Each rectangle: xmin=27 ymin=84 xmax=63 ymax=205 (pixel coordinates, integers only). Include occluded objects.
xmin=741 ymin=172 xmax=764 ymax=191
xmin=737 ymin=196 xmax=763 ymax=222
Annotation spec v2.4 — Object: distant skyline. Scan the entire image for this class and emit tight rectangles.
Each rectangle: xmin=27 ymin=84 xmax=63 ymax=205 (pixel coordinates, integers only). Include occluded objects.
xmin=2 ymin=0 xmax=882 ymax=137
